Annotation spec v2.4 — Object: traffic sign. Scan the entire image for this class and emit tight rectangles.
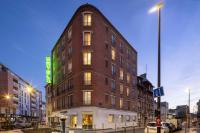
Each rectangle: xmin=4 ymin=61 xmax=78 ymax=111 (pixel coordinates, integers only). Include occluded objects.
xmin=153 ymin=87 xmax=164 ymax=97
xmin=156 ymin=116 xmax=161 ymax=127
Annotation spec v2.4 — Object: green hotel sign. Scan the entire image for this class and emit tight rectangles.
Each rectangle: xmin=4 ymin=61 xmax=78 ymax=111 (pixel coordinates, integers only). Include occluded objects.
xmin=46 ymin=56 xmax=51 ymax=83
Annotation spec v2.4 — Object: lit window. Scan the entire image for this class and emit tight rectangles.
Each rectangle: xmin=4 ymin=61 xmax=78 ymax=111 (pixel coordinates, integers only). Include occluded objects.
xmin=83 ymin=91 xmax=91 ymax=105
xmin=111 ymin=47 xmax=116 ymax=60
xmin=68 ymin=59 xmax=72 ymax=73
xmin=127 ymin=73 xmax=130 ymax=83
xmin=83 ymin=51 xmax=91 ymax=65
xmin=84 ymin=72 xmax=91 ymax=85
xmin=108 ymin=114 xmax=114 ymax=123
xmin=83 ymin=32 xmax=91 ymax=46
xmin=127 ymin=87 xmax=130 ymax=96
xmin=68 ymin=27 xmax=72 ymax=39
xmin=83 ymin=13 xmax=92 ymax=26
xmin=111 ymin=95 xmax=116 ymax=105
xmin=120 ymin=84 xmax=123 ymax=94
xmin=120 ymin=98 xmax=123 ymax=108
xmin=119 ymin=68 xmax=124 ymax=80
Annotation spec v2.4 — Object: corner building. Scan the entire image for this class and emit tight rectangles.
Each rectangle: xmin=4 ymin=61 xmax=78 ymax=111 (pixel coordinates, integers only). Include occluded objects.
xmin=48 ymin=4 xmax=138 ymax=129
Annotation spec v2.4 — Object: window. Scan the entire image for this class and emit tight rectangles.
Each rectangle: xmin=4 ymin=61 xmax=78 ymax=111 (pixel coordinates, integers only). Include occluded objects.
xmin=68 ymin=78 xmax=73 ymax=90
xmin=120 ymin=84 xmax=123 ymax=94
xmin=84 ymin=72 xmax=91 ymax=85
xmin=119 ymin=68 xmax=124 ymax=80
xmin=83 ymin=51 xmax=91 ymax=65
xmin=83 ymin=91 xmax=91 ymax=105
xmin=127 ymin=73 xmax=130 ymax=83
xmin=108 ymin=114 xmax=114 ymax=123
xmin=120 ymin=56 xmax=123 ymax=65
xmin=120 ymin=42 xmax=123 ymax=53
xmin=105 ymin=94 xmax=109 ymax=104
xmin=127 ymin=87 xmax=130 ymax=96
xmin=111 ymin=34 xmax=116 ymax=44
xmin=111 ymin=47 xmax=116 ymax=60
xmin=68 ymin=59 xmax=72 ymax=73
xmin=83 ymin=32 xmax=91 ymax=46
xmin=111 ymin=64 xmax=116 ymax=75
xmin=119 ymin=115 xmax=123 ymax=122
xmin=111 ymin=80 xmax=116 ymax=90
xmin=120 ymin=98 xmax=123 ymax=108
xmin=83 ymin=13 xmax=92 ymax=26
xmin=126 ymin=115 xmax=130 ymax=122
xmin=105 ymin=77 xmax=108 ymax=85
xmin=111 ymin=95 xmax=116 ymax=105
xmin=68 ymin=45 xmax=72 ymax=57
xmin=68 ymin=95 xmax=73 ymax=107
xmin=105 ymin=60 xmax=108 ymax=68
xmin=68 ymin=27 xmax=72 ymax=39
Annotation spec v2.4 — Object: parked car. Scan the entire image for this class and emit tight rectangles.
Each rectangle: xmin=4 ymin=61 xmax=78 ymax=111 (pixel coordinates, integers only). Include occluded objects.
xmin=162 ymin=122 xmax=174 ymax=133
xmin=14 ymin=120 xmax=31 ymax=128
xmin=144 ymin=122 xmax=170 ymax=133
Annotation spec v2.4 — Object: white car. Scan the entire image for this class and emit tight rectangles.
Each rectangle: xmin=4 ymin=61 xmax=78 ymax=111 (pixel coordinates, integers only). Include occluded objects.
xmin=144 ymin=122 xmax=170 ymax=133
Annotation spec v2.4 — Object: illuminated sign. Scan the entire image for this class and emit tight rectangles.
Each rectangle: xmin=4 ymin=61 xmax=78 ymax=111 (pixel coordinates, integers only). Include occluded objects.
xmin=46 ymin=56 xmax=51 ymax=83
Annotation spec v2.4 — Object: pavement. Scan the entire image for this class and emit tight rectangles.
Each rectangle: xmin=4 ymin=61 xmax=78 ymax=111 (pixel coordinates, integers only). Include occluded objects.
xmin=0 ymin=129 xmax=23 ymax=133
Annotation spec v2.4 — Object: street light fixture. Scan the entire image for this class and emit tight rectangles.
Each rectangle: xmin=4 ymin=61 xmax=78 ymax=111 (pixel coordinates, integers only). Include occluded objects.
xmin=149 ymin=2 xmax=164 ymax=133
xmin=5 ymin=94 xmax=10 ymax=100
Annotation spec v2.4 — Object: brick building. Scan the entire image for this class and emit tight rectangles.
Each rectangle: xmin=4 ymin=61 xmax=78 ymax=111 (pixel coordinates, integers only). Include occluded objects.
xmin=0 ymin=63 xmax=42 ymax=125
xmin=137 ymin=73 xmax=154 ymax=126
xmin=46 ymin=4 xmax=138 ymax=129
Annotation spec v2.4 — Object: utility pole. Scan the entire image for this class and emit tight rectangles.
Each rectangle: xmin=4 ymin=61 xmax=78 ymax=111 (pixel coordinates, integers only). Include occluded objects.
xmin=157 ymin=6 xmax=161 ymax=133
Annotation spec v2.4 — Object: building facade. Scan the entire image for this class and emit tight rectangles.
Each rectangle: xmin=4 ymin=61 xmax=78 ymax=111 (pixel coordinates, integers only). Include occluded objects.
xmin=137 ymin=74 xmax=154 ymax=127
xmin=0 ymin=63 xmax=42 ymax=124
xmin=46 ymin=4 xmax=138 ymax=129
xmin=153 ymin=101 xmax=169 ymax=122
xmin=175 ymin=105 xmax=189 ymax=121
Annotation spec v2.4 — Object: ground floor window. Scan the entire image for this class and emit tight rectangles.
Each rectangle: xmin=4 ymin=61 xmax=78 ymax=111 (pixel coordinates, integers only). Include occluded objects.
xmin=70 ymin=115 xmax=77 ymax=128
xmin=107 ymin=114 xmax=114 ymax=123
xmin=82 ymin=113 xmax=93 ymax=129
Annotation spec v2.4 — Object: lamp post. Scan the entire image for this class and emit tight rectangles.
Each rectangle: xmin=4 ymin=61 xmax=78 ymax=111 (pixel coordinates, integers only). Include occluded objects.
xmin=149 ymin=2 xmax=164 ymax=133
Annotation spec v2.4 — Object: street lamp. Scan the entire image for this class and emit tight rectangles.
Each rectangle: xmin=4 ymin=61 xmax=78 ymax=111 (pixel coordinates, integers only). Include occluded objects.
xmin=5 ymin=94 xmax=10 ymax=100
xmin=149 ymin=2 xmax=164 ymax=133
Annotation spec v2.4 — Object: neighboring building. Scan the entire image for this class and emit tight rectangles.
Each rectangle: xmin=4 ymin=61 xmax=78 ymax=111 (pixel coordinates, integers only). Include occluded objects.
xmin=41 ymin=101 xmax=46 ymax=124
xmin=153 ymin=101 xmax=169 ymax=122
xmin=137 ymin=73 xmax=154 ymax=126
xmin=175 ymin=105 xmax=189 ymax=121
xmin=45 ymin=83 xmax=52 ymax=126
xmin=46 ymin=4 xmax=138 ymax=129
xmin=0 ymin=63 xmax=42 ymax=123
xmin=161 ymin=102 xmax=169 ymax=121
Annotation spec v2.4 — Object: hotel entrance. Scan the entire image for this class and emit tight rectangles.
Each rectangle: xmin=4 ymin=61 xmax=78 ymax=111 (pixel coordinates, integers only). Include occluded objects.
xmin=82 ymin=113 xmax=93 ymax=129
xmin=70 ymin=115 xmax=77 ymax=128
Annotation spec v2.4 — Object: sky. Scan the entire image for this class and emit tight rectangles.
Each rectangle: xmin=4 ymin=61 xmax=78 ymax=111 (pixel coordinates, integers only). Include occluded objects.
xmin=0 ymin=0 xmax=200 ymax=112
